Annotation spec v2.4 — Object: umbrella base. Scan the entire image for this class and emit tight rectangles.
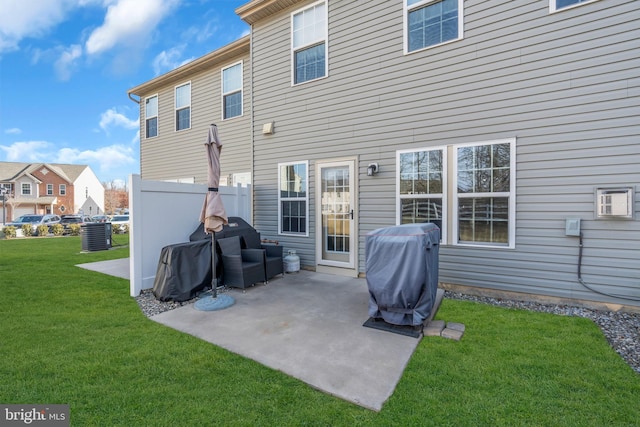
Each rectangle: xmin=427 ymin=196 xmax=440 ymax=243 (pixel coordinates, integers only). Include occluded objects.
xmin=194 ymin=294 xmax=235 ymax=311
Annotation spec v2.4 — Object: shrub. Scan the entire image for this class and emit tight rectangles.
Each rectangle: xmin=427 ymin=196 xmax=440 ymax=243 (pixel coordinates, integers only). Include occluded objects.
xmin=51 ymin=224 xmax=64 ymax=236
xmin=36 ymin=225 xmax=50 ymax=237
xmin=21 ymin=224 xmax=33 ymax=237
xmin=112 ymin=224 xmax=122 ymax=234
xmin=121 ymin=224 xmax=129 ymax=234
xmin=2 ymin=225 xmax=16 ymax=238
xmin=69 ymin=224 xmax=82 ymax=236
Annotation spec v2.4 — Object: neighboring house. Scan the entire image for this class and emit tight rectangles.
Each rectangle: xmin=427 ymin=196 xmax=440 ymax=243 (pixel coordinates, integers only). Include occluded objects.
xmin=0 ymin=162 xmax=105 ymax=223
xmin=129 ymin=0 xmax=640 ymax=307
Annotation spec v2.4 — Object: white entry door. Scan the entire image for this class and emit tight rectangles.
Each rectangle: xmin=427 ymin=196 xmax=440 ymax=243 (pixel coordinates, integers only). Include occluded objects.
xmin=316 ymin=160 xmax=356 ymax=270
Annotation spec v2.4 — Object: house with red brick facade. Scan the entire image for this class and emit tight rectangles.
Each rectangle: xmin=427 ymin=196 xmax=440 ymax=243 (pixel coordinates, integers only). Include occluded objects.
xmin=0 ymin=162 xmax=104 ymax=224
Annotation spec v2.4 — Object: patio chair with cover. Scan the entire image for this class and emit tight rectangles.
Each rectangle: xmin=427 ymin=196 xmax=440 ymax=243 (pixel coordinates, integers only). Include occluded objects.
xmin=217 ymin=235 xmax=266 ymax=289
xmin=242 ymin=232 xmax=284 ymax=282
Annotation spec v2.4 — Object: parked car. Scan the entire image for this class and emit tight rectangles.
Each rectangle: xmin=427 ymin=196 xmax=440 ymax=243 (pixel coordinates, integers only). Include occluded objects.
xmin=59 ymin=215 xmax=93 ymax=235
xmin=91 ymin=215 xmax=110 ymax=223
xmin=7 ymin=214 xmax=61 ymax=235
xmin=110 ymin=215 xmax=130 ymax=231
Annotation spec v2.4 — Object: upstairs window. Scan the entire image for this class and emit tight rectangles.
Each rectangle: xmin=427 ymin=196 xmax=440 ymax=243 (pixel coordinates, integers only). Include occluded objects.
xmin=405 ymin=0 xmax=463 ymax=53
xmin=46 ymin=184 xmax=53 ymax=195
xmin=59 ymin=184 xmax=66 ymax=196
xmin=22 ymin=183 xmax=31 ymax=196
xmin=222 ymin=62 xmax=243 ymax=119
xmin=145 ymin=95 xmax=158 ymax=138
xmin=175 ymin=82 xmax=191 ymax=131
xmin=550 ymin=0 xmax=599 ymax=12
xmin=292 ymin=1 xmax=327 ymax=85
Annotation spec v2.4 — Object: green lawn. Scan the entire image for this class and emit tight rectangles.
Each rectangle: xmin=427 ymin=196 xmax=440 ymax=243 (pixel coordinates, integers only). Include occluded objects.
xmin=1 ymin=237 xmax=638 ymax=426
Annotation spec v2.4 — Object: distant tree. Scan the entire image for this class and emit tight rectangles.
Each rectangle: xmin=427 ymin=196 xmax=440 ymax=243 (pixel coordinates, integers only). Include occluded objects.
xmin=103 ymin=180 xmax=129 ymax=215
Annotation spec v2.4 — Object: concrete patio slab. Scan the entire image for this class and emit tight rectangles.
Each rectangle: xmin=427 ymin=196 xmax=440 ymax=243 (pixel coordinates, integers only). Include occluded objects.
xmin=77 ymin=259 xmax=429 ymax=412
xmin=152 ymin=271 xmax=422 ymax=411
xmin=77 ymin=257 xmax=130 ymax=280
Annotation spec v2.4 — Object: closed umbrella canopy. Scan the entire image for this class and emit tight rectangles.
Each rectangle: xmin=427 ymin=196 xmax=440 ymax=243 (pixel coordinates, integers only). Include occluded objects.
xmin=200 ymin=124 xmax=228 ymax=233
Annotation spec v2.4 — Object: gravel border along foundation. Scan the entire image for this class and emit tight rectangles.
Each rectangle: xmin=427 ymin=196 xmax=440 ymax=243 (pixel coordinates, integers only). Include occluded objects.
xmin=135 ymin=288 xmax=639 ymax=375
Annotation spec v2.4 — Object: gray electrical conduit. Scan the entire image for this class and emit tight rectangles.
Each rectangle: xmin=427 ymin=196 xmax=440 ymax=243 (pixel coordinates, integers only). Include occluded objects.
xmin=578 ymin=232 xmax=640 ymax=302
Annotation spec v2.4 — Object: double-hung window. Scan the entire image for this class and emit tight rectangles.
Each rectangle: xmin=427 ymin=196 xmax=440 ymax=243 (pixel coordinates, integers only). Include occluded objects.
xmin=22 ymin=183 xmax=31 ymax=196
xmin=454 ymin=140 xmax=515 ymax=247
xmin=405 ymin=0 xmax=463 ymax=54
xmin=397 ymin=139 xmax=515 ymax=248
xmin=550 ymin=0 xmax=598 ymax=12
xmin=222 ymin=62 xmax=243 ymax=119
xmin=145 ymin=95 xmax=158 ymax=138
xmin=175 ymin=82 xmax=191 ymax=131
xmin=59 ymin=184 xmax=66 ymax=196
xmin=398 ymin=148 xmax=446 ymax=240
xmin=46 ymin=184 xmax=53 ymax=195
xmin=278 ymin=161 xmax=308 ymax=235
xmin=291 ymin=1 xmax=327 ymax=85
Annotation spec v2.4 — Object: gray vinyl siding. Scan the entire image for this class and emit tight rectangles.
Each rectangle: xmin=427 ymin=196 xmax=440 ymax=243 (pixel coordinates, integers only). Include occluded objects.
xmin=139 ymin=52 xmax=252 ymax=184
xmin=249 ymin=0 xmax=640 ymax=305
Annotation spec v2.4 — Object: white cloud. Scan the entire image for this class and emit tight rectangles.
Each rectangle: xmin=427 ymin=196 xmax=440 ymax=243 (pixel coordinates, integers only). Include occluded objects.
xmin=0 ymin=0 xmax=67 ymax=53
xmin=0 ymin=140 xmax=51 ymax=162
xmin=4 ymin=128 xmax=22 ymax=135
xmin=99 ymin=108 xmax=138 ymax=133
xmin=131 ymin=129 xmax=140 ymax=145
xmin=152 ymin=46 xmax=194 ymax=76
xmin=57 ymin=145 xmax=135 ymax=172
xmin=182 ymin=19 xmax=219 ymax=45
xmin=54 ymin=44 xmax=82 ymax=81
xmin=85 ymin=0 xmax=179 ymax=56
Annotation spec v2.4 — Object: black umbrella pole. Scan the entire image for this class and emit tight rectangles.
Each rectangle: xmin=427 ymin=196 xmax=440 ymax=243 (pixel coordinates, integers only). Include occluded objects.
xmin=211 ymin=233 xmax=218 ymax=298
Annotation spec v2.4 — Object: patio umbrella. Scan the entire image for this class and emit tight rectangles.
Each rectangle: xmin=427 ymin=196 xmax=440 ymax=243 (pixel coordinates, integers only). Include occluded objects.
xmin=194 ymin=124 xmax=234 ymax=311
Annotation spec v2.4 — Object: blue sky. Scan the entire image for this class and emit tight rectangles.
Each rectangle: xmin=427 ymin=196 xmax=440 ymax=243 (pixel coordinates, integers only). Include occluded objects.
xmin=0 ymin=0 xmax=249 ymax=187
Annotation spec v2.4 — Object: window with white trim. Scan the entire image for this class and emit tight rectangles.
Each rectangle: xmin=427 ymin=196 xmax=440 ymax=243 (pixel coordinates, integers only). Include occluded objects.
xmin=278 ymin=161 xmax=308 ymax=235
xmin=22 ymin=183 xmax=31 ymax=195
xmin=454 ymin=140 xmax=514 ymax=247
xmin=397 ymin=139 xmax=515 ymax=248
xmin=222 ymin=62 xmax=243 ymax=119
xmin=550 ymin=0 xmax=599 ymax=12
xmin=175 ymin=82 xmax=191 ymax=131
xmin=398 ymin=148 xmax=446 ymax=239
xmin=145 ymin=94 xmax=158 ymax=138
xmin=59 ymin=184 xmax=66 ymax=196
xmin=291 ymin=1 xmax=327 ymax=85
xmin=405 ymin=0 xmax=463 ymax=53
xmin=46 ymin=184 xmax=53 ymax=195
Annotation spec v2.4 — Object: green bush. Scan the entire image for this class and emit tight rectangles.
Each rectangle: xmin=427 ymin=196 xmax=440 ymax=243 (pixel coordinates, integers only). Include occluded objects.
xmin=21 ymin=224 xmax=33 ymax=237
xmin=69 ymin=224 xmax=82 ymax=236
xmin=2 ymin=225 xmax=16 ymax=238
xmin=51 ymin=224 xmax=64 ymax=236
xmin=121 ymin=224 xmax=129 ymax=234
xmin=36 ymin=225 xmax=49 ymax=237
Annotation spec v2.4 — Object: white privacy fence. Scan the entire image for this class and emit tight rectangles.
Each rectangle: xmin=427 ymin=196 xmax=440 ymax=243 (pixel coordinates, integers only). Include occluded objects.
xmin=128 ymin=174 xmax=251 ymax=296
